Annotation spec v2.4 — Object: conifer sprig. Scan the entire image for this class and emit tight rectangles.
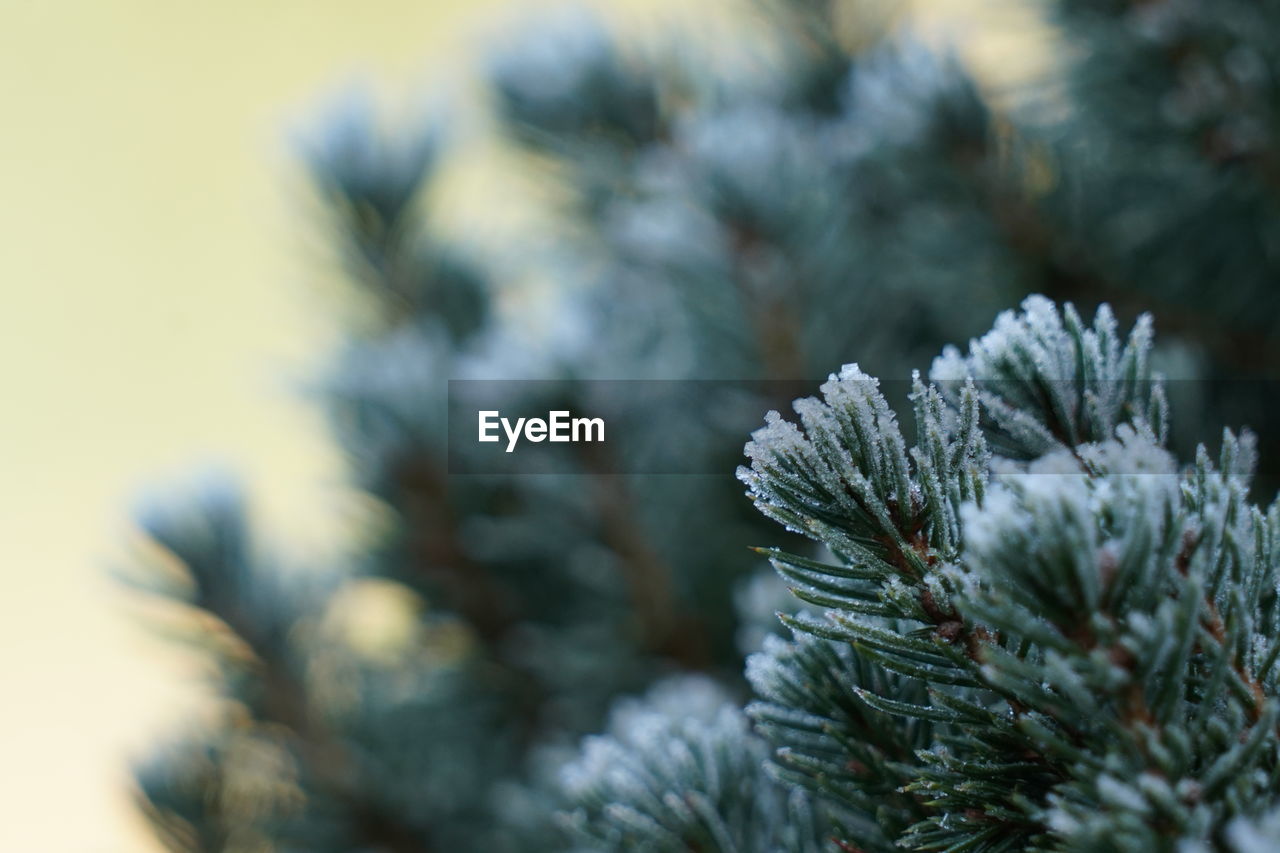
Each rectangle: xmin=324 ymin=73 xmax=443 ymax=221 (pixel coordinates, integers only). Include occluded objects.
xmin=733 ymin=297 xmax=1280 ymax=852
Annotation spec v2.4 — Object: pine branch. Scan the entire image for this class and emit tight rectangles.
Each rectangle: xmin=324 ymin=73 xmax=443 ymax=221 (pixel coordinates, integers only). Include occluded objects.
xmin=736 ymin=298 xmax=1280 ymax=850
xmin=132 ymin=482 xmax=438 ymax=852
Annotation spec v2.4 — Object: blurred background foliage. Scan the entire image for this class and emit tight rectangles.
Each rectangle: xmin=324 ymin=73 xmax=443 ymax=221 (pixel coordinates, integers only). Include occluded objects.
xmin=6 ymin=0 xmax=1279 ymax=849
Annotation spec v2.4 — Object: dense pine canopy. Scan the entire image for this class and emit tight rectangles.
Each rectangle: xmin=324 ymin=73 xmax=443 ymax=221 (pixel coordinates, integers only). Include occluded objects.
xmin=130 ymin=1 xmax=1280 ymax=850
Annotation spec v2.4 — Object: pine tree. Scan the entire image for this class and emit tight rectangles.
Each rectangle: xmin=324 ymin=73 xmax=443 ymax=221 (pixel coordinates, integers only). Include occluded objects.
xmin=566 ymin=297 xmax=1280 ymax=851
xmin=127 ymin=0 xmax=1280 ymax=850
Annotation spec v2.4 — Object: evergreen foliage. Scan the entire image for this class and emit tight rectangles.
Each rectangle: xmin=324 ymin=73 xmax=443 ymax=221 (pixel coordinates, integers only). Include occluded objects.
xmin=569 ymin=298 xmax=1280 ymax=851
xmin=126 ymin=0 xmax=1280 ymax=851
xmin=733 ymin=298 xmax=1280 ymax=851
xmin=558 ymin=675 xmax=840 ymax=852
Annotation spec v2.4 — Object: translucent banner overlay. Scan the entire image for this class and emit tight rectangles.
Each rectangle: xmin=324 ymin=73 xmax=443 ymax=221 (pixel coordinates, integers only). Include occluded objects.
xmin=446 ymin=379 xmax=1280 ymax=476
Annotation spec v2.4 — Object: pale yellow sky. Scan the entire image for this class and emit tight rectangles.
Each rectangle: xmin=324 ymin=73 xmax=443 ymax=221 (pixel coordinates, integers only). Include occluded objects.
xmin=0 ymin=1 xmax=1039 ymax=849
xmin=0 ymin=1 xmax=534 ymax=849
